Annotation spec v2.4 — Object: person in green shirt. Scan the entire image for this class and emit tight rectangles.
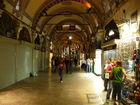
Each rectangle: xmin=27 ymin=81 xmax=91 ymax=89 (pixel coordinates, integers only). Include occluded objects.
xmin=112 ymin=61 xmax=127 ymax=105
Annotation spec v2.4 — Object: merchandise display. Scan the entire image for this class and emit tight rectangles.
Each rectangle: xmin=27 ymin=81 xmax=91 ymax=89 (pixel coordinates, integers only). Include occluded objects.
xmin=122 ymin=48 xmax=140 ymax=105
xmin=117 ymin=39 xmax=136 ymax=61
xmin=122 ymin=80 xmax=140 ymax=105
xmin=103 ymin=37 xmax=140 ymax=104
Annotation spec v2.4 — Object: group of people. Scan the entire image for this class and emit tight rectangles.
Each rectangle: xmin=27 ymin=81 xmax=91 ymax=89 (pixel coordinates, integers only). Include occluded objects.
xmin=51 ymin=56 xmax=78 ymax=83
xmin=81 ymin=57 xmax=94 ymax=73
xmin=52 ymin=56 xmax=127 ymax=104
xmin=104 ymin=58 xmax=127 ymax=105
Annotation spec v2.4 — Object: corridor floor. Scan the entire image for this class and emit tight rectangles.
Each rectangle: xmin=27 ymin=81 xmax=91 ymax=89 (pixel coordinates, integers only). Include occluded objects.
xmin=0 ymin=71 xmax=107 ymax=105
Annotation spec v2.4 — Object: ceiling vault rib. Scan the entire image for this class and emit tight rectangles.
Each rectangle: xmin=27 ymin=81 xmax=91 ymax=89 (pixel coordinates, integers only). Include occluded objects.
xmin=41 ymin=12 xmax=98 ymax=17
xmin=32 ymin=0 xmax=85 ymax=28
xmin=40 ymin=13 xmax=91 ymax=32
xmin=44 ymin=24 xmax=89 ymax=25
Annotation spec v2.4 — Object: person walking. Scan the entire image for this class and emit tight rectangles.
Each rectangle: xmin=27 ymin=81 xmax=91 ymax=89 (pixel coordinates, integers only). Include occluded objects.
xmin=90 ymin=57 xmax=94 ymax=72
xmin=58 ymin=58 xmax=65 ymax=83
xmin=69 ymin=58 xmax=73 ymax=74
xmin=112 ymin=61 xmax=127 ymax=105
xmin=51 ymin=56 xmax=57 ymax=73
xmin=80 ymin=58 xmax=86 ymax=71
xmin=74 ymin=57 xmax=78 ymax=70
xmin=64 ymin=56 xmax=70 ymax=74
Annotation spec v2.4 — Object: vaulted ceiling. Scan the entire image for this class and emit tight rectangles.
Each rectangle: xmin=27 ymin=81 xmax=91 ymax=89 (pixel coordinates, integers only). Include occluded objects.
xmin=7 ymin=0 xmax=127 ymax=52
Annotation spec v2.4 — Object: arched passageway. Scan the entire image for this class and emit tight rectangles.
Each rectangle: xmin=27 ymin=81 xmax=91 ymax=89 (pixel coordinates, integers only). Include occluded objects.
xmin=1 ymin=0 xmax=139 ymax=104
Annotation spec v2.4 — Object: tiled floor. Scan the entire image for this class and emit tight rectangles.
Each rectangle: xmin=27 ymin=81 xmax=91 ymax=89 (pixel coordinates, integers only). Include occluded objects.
xmin=0 ymin=70 xmax=107 ymax=105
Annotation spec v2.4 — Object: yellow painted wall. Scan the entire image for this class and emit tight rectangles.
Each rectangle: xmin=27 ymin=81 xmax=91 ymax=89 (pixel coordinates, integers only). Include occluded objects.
xmin=25 ymin=0 xmax=46 ymax=17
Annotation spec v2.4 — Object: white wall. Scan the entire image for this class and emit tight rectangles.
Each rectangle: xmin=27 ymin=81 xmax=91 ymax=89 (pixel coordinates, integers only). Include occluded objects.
xmin=0 ymin=38 xmax=49 ymax=89
xmin=16 ymin=45 xmax=33 ymax=82
xmin=40 ymin=52 xmax=45 ymax=71
xmin=33 ymin=49 xmax=41 ymax=73
xmin=0 ymin=43 xmax=16 ymax=89
xmin=45 ymin=51 xmax=50 ymax=70
xmin=39 ymin=51 xmax=50 ymax=71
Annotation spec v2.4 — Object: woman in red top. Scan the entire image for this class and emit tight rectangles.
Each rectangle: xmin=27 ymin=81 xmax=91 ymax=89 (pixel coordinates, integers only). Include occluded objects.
xmin=58 ymin=58 xmax=65 ymax=83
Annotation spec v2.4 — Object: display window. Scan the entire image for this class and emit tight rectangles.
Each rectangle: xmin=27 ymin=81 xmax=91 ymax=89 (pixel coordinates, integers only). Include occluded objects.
xmin=104 ymin=49 xmax=118 ymax=62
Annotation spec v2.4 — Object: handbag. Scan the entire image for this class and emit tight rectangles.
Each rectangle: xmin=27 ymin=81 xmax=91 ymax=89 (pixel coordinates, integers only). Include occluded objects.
xmin=109 ymin=70 xmax=114 ymax=80
xmin=105 ymin=72 xmax=110 ymax=79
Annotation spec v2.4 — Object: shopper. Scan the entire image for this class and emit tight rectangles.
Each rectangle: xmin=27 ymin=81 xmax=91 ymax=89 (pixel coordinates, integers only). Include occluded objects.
xmin=104 ymin=58 xmax=113 ymax=91
xmin=106 ymin=59 xmax=118 ymax=104
xmin=58 ymin=58 xmax=65 ymax=83
xmin=69 ymin=58 xmax=73 ymax=74
xmin=74 ymin=57 xmax=78 ymax=71
xmin=86 ymin=57 xmax=91 ymax=72
xmin=90 ymin=57 xmax=94 ymax=72
xmin=81 ymin=58 xmax=86 ymax=71
xmin=64 ymin=56 xmax=70 ymax=74
xmin=51 ymin=56 xmax=57 ymax=73
xmin=112 ymin=61 xmax=127 ymax=105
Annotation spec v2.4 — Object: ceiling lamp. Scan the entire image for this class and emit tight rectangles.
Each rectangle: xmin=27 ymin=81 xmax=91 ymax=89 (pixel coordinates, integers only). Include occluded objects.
xmin=69 ymin=36 xmax=72 ymax=40
xmin=109 ymin=30 xmax=115 ymax=36
xmin=84 ymin=1 xmax=91 ymax=8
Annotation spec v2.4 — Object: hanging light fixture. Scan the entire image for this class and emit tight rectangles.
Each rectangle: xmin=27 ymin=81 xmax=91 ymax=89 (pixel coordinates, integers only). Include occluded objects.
xmin=69 ymin=36 xmax=72 ymax=40
xmin=84 ymin=1 xmax=91 ymax=8
xmin=109 ymin=30 xmax=115 ymax=36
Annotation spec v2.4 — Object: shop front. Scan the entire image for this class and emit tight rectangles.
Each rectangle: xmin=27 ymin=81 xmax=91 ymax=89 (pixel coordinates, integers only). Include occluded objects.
xmin=116 ymin=19 xmax=140 ymax=104
xmin=102 ymin=12 xmax=140 ymax=104
xmin=101 ymin=19 xmax=120 ymax=79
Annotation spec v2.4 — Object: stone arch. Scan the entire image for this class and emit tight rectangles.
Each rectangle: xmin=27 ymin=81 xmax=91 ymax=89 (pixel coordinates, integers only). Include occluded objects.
xmin=32 ymin=0 xmax=87 ymax=28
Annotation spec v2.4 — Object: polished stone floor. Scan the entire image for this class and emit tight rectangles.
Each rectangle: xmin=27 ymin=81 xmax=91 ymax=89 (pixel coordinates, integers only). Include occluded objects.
xmin=0 ymin=70 xmax=108 ymax=105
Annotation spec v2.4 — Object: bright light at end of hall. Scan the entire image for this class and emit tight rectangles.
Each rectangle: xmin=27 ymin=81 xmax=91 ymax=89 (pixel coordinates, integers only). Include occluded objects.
xmin=69 ymin=36 xmax=72 ymax=40
xmin=84 ymin=1 xmax=91 ymax=8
